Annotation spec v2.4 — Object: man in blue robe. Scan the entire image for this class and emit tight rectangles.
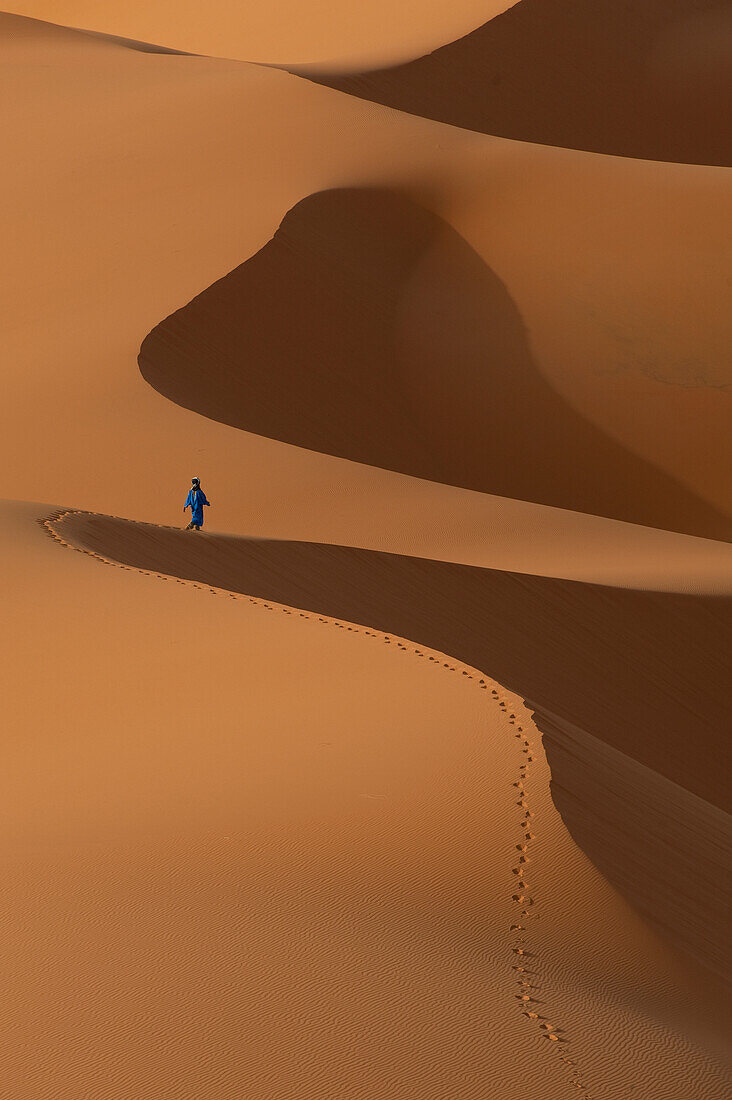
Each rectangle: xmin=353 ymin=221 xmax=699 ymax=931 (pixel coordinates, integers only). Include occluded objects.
xmin=183 ymin=476 xmax=211 ymax=530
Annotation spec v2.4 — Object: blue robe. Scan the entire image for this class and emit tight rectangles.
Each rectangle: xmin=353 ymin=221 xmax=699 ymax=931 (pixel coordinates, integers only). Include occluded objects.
xmin=185 ymin=488 xmax=209 ymax=525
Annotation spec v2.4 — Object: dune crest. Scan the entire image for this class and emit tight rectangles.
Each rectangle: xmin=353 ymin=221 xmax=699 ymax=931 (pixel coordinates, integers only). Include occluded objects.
xmin=2 ymin=1 xmax=517 ymax=68
xmin=302 ymin=0 xmax=732 ymax=165
xmin=52 ymin=509 xmax=732 ymax=980
xmin=0 ymin=499 xmax=723 ymax=1097
xmin=3 ymin=17 xmax=729 ymax=533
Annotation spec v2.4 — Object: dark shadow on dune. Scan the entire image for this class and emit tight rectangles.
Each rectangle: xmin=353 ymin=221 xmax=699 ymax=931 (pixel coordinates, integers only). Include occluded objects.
xmin=541 ymin=714 xmax=731 ymax=980
xmin=58 ymin=511 xmax=732 ymax=975
xmin=296 ymin=0 xmax=732 ymax=166
xmin=139 ymin=189 xmax=729 ymax=540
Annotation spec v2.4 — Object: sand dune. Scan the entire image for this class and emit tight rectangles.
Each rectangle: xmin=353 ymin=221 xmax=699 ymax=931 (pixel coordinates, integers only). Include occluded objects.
xmin=2 ymin=9 xmax=731 ymax=1096
xmin=140 ymin=186 xmax=729 ymax=537
xmin=1 ymin=500 xmax=728 ymax=1097
xmin=2 ymin=14 xmax=730 ymax=539
xmin=303 ymin=0 xmax=732 ymax=165
xmin=53 ymin=510 xmax=732 ymax=972
xmin=3 ymin=1 xmax=517 ymax=67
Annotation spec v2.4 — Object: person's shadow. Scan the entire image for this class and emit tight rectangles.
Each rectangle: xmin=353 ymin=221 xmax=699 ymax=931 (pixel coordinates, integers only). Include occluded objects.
xmin=139 ymin=187 xmax=728 ymax=539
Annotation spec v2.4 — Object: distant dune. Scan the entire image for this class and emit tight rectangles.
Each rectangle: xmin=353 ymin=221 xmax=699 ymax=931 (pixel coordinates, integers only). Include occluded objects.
xmin=302 ymin=0 xmax=732 ymax=165
xmin=3 ymin=14 xmax=729 ymax=537
xmin=2 ymin=1 xmax=517 ymax=67
xmin=140 ymin=187 xmax=729 ymax=538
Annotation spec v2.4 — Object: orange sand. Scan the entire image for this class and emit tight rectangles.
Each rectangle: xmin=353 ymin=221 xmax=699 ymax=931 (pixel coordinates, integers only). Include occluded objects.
xmin=1 ymin=9 xmax=730 ymax=1098
xmin=2 ymin=15 xmax=730 ymax=541
xmin=3 ymin=1 xmax=518 ymax=67
xmin=303 ymin=0 xmax=732 ymax=164
xmin=0 ymin=501 xmax=729 ymax=1097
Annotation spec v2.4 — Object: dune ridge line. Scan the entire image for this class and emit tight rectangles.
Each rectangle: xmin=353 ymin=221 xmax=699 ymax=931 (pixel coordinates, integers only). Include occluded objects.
xmin=41 ymin=507 xmax=596 ymax=1096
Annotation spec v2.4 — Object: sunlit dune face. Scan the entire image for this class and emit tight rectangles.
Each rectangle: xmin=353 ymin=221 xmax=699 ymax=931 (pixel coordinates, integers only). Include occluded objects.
xmin=2 ymin=0 xmax=519 ymax=67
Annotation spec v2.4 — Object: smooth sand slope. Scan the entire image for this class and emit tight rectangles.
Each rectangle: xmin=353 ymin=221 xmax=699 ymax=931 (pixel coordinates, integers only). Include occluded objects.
xmin=3 ymin=1 xmax=518 ymax=67
xmin=2 ymin=14 xmax=731 ymax=541
xmin=1 ymin=500 xmax=729 ymax=1098
xmin=303 ymin=0 xmax=732 ymax=165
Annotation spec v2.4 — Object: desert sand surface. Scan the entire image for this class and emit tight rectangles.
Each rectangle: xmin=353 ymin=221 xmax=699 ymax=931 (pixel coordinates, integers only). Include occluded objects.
xmin=1 ymin=500 xmax=729 ymax=1098
xmin=3 ymin=1 xmax=519 ymax=67
xmin=2 ymin=14 xmax=731 ymax=541
xmin=303 ymin=0 xmax=732 ymax=165
xmin=1 ymin=7 xmax=731 ymax=1098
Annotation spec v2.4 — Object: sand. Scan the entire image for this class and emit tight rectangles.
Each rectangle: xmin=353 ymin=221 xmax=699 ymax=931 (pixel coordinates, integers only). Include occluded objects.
xmin=303 ymin=0 xmax=732 ymax=165
xmin=1 ymin=8 xmax=730 ymax=1098
xmin=3 ymin=1 xmax=519 ymax=67
xmin=2 ymin=14 xmax=730 ymax=542
xmin=0 ymin=500 xmax=728 ymax=1097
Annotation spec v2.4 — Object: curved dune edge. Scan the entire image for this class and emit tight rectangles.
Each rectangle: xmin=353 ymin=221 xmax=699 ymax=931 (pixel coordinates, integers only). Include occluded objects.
xmin=48 ymin=510 xmax=732 ymax=979
xmin=539 ymin=708 xmax=732 ymax=977
xmin=138 ymin=187 xmax=730 ymax=541
xmin=299 ymin=0 xmax=732 ymax=165
xmin=4 ymin=18 xmax=730 ymax=535
xmin=0 ymin=2 xmax=518 ymax=69
xmin=42 ymin=507 xmax=596 ymax=1095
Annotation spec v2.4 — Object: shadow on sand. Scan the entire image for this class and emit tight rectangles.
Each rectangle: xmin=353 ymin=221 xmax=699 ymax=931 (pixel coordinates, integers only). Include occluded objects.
xmin=139 ymin=189 xmax=729 ymax=540
xmin=298 ymin=0 xmax=731 ymax=166
xmin=58 ymin=510 xmax=732 ymax=973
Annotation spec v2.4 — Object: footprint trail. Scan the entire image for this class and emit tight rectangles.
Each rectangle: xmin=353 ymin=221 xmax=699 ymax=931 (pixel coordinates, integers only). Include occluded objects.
xmin=41 ymin=509 xmax=596 ymax=1097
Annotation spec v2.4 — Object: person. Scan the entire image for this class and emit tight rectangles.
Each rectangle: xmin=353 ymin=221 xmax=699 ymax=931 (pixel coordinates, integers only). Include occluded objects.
xmin=183 ymin=476 xmax=211 ymax=530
